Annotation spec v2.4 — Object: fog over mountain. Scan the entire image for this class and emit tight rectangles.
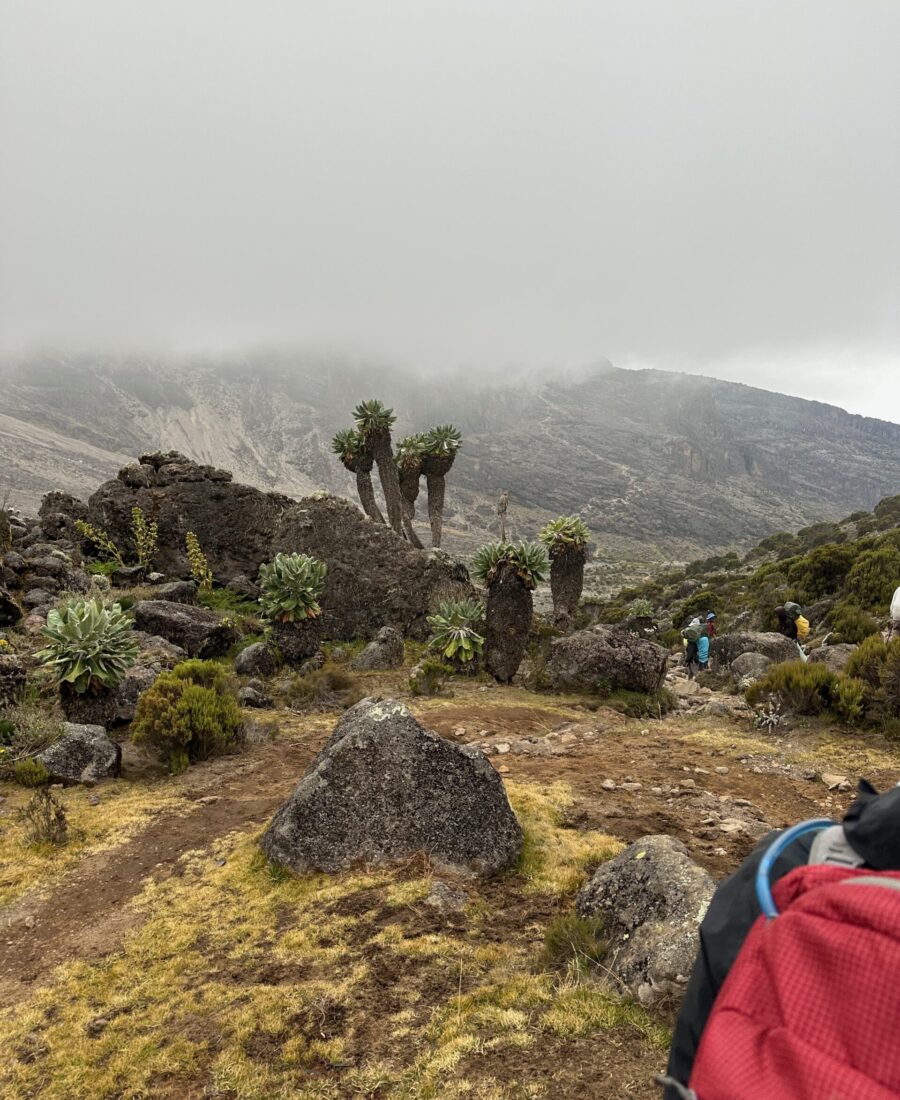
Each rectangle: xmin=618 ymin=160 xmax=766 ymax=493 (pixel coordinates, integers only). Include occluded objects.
xmin=1 ymin=1 xmax=899 ymax=417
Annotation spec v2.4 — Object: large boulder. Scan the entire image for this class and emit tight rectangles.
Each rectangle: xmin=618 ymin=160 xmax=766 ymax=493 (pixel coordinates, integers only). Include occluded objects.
xmin=350 ymin=626 xmax=405 ymax=670
xmin=234 ymin=641 xmax=279 ymax=678
xmin=37 ymin=723 xmax=121 ymax=784
xmin=112 ymin=666 xmax=160 ymax=724
xmin=273 ymin=495 xmax=472 ymax=641
xmin=809 ymin=643 xmax=858 ymax=673
xmin=730 ymin=651 xmax=772 ymax=684
xmin=710 ymin=632 xmax=799 ymax=669
xmin=260 ymin=698 xmax=523 ymax=877
xmin=544 ymin=627 xmax=668 ymax=694
xmin=87 ymin=453 xmax=293 ymax=583
xmin=38 ymin=491 xmax=88 ymax=542
xmin=133 ymin=600 xmax=238 ymax=658
xmin=576 ymin=835 xmax=715 ymax=1003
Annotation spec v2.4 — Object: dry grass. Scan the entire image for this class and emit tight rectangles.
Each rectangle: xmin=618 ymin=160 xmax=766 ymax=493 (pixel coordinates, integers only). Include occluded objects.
xmin=0 ymin=781 xmax=666 ymax=1100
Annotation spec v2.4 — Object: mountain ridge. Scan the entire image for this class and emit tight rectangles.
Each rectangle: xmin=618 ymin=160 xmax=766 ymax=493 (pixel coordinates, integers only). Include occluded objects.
xmin=2 ymin=354 xmax=898 ymax=570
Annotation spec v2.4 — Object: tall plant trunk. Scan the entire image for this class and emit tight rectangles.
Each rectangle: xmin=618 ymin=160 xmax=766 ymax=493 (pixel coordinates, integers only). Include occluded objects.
xmin=424 ymin=452 xmax=453 ymax=549
xmin=399 ymin=468 xmax=424 ymax=549
xmin=550 ymin=546 xmax=585 ymax=629
xmin=354 ymin=454 xmax=386 ymax=524
xmin=272 ymin=618 xmax=322 ymax=667
xmin=484 ymin=559 xmax=533 ymax=682
xmin=371 ymin=431 xmax=403 ymax=535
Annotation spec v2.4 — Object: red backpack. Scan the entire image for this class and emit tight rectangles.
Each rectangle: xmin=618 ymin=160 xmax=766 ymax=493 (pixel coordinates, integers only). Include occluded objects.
xmin=687 ymin=821 xmax=900 ymax=1100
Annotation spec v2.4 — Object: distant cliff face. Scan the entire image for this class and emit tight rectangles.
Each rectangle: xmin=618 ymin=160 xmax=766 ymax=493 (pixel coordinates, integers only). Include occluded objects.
xmin=1 ymin=355 xmax=898 ymax=564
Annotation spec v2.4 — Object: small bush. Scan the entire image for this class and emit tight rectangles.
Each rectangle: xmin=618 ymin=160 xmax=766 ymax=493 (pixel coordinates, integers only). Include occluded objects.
xmin=846 ymin=635 xmax=890 ymax=689
xmin=19 ymin=788 xmax=69 ymax=846
xmin=14 ymin=757 xmax=50 ymax=787
xmin=844 ymin=546 xmax=900 ymax=611
xmin=827 ymin=603 xmax=879 ymax=645
xmin=540 ymin=913 xmax=608 ymax=971
xmin=0 ymin=705 xmax=64 ymax=779
xmin=832 ymin=676 xmax=868 ymax=724
xmin=426 ymin=599 xmax=485 ymax=665
xmin=279 ymin=665 xmax=364 ymax=711
xmin=131 ymin=660 xmax=244 ymax=771
xmin=409 ymin=658 xmax=453 ymax=697
xmin=745 ymin=660 xmax=837 ymax=715
xmin=628 ymin=597 xmax=654 ymax=618
xmin=600 ymin=687 xmax=676 ymax=719
xmin=788 ymin=543 xmax=855 ymax=602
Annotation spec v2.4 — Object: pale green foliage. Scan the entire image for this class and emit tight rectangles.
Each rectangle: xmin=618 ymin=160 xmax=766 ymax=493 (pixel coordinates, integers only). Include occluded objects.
xmin=37 ymin=598 xmax=138 ymax=694
xmin=131 ymin=506 xmax=158 ymax=571
xmin=427 ymin=598 xmax=485 ymax=663
xmin=473 ymin=541 xmax=549 ymax=590
xmin=258 ymin=552 xmax=327 ymax=624
xmin=352 ymin=399 xmax=396 ymax=435
xmin=331 ymin=428 xmax=361 ymax=465
xmin=185 ymin=531 xmax=213 ymax=594
xmin=395 ymin=434 xmax=428 ymax=469
xmin=422 ymin=424 xmax=462 ymax=457
xmin=75 ymin=519 xmax=124 ymax=565
xmin=629 ymin=597 xmax=654 ymax=618
xmin=539 ymin=515 xmax=590 ymax=554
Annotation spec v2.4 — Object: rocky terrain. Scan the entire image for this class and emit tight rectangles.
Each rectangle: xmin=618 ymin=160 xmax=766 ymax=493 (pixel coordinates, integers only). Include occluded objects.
xmin=3 ymin=355 xmax=899 ymax=574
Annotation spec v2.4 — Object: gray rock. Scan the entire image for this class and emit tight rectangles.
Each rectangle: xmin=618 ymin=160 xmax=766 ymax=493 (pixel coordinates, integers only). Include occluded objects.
xmin=3 ymin=551 xmax=26 ymax=573
xmin=350 ymin=626 xmax=405 ymax=671
xmin=273 ymin=496 xmax=472 ymax=641
xmin=577 ymin=835 xmax=715 ymax=1003
xmin=131 ymin=631 xmax=187 ymax=667
xmin=711 ymin=632 xmax=799 ymax=668
xmin=133 ymin=600 xmax=238 ymax=658
xmin=260 ymin=698 xmax=523 ymax=877
xmin=23 ymin=588 xmax=53 ymax=611
xmin=226 ymin=575 xmax=261 ymax=601
xmin=234 ymin=641 xmax=279 ymax=678
xmin=238 ymin=685 xmax=273 ymax=708
xmin=730 ymin=651 xmax=772 ymax=683
xmin=111 ymin=565 xmax=145 ymax=587
xmin=112 ymin=666 xmax=159 ymax=724
xmin=808 ymin=643 xmax=858 ymax=673
xmin=88 ymin=453 xmax=292 ymax=583
xmin=156 ymin=580 xmax=198 ymax=604
xmin=0 ymin=654 xmax=26 ymax=708
xmin=423 ymin=881 xmax=469 ymax=915
xmin=0 ymin=586 xmax=22 ymax=627
xmin=37 ymin=724 xmax=121 ymax=784
xmin=146 ymin=572 xmax=166 ymax=584
xmin=544 ymin=627 xmax=668 ymax=694
xmin=38 ymin=492 xmax=88 ymax=541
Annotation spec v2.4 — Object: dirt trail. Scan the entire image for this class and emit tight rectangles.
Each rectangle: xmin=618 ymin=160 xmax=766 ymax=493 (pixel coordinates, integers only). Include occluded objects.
xmin=0 ymin=735 xmax=323 ymax=1008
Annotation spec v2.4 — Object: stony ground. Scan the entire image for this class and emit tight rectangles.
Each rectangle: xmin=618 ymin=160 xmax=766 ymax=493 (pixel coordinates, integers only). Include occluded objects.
xmin=0 ymin=664 xmax=896 ymax=1100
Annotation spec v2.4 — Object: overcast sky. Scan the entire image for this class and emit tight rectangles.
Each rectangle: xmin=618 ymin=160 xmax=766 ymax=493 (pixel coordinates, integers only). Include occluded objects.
xmin=1 ymin=0 xmax=898 ymax=420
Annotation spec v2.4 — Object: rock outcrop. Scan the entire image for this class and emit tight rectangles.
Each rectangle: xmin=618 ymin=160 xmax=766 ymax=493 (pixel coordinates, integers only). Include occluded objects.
xmin=710 ymin=632 xmax=800 ymax=669
xmin=0 ymin=654 xmax=26 ymax=707
xmin=234 ymin=641 xmax=279 ymax=678
xmin=544 ymin=627 xmax=668 ymax=694
xmin=133 ymin=600 xmax=238 ymax=658
xmin=260 ymin=698 xmax=523 ymax=876
xmin=808 ymin=643 xmax=858 ymax=673
xmin=87 ymin=453 xmax=293 ymax=582
xmin=273 ymin=495 xmax=472 ymax=640
xmin=730 ymin=651 xmax=773 ymax=684
xmin=37 ymin=723 xmax=122 ymax=784
xmin=576 ymin=835 xmax=715 ymax=1003
xmin=350 ymin=626 xmax=405 ymax=671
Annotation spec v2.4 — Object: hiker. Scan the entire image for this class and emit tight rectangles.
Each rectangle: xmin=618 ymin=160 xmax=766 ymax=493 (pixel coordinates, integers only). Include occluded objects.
xmin=696 ymin=629 xmax=710 ymax=672
xmin=681 ymin=618 xmax=705 ymax=678
xmin=888 ymin=584 xmax=900 ymax=642
xmin=774 ymin=604 xmax=798 ymax=640
xmin=704 ymin=612 xmax=717 ymax=640
xmin=660 ymin=780 xmax=900 ymax=1099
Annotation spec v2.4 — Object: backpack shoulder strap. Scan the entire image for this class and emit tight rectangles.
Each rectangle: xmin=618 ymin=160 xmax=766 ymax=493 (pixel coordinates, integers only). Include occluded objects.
xmin=808 ymin=824 xmax=865 ymax=870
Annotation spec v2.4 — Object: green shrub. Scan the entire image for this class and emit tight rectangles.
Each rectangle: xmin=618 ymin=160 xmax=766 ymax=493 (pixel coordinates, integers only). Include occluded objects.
xmin=409 ymin=658 xmax=453 ymax=697
xmin=258 ymin=552 xmax=327 ymax=623
xmin=846 ymin=636 xmax=890 ymax=689
xmin=37 ymin=598 xmax=139 ymax=694
xmin=279 ymin=665 xmax=364 ymax=712
xmin=426 ymin=599 xmax=485 ymax=664
xmin=844 ymin=546 xmax=900 ymax=611
xmin=14 ymin=757 xmax=50 ymax=787
xmin=186 ymin=531 xmax=213 ymax=594
xmin=628 ymin=597 xmax=654 ymax=618
xmin=788 ymin=543 xmax=856 ymax=601
xmin=540 ymin=913 xmax=608 ymax=971
xmin=0 ymin=705 xmax=65 ymax=779
xmin=75 ymin=519 xmax=124 ymax=565
xmin=19 ymin=788 xmax=68 ymax=846
xmin=827 ymin=603 xmax=879 ymax=645
xmin=131 ymin=661 xmax=244 ymax=772
xmin=745 ymin=660 xmax=837 ymax=715
xmin=600 ymin=687 xmax=676 ymax=719
xmin=131 ymin=506 xmax=158 ymax=572
xmin=832 ymin=676 xmax=867 ymax=724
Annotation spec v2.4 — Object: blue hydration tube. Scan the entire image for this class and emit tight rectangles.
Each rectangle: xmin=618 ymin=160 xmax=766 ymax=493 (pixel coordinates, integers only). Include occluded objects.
xmin=755 ymin=818 xmax=833 ymax=919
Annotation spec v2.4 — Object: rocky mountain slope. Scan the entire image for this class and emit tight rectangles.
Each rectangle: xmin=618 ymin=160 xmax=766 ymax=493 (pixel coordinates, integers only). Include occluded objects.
xmin=2 ymin=354 xmax=898 ymax=567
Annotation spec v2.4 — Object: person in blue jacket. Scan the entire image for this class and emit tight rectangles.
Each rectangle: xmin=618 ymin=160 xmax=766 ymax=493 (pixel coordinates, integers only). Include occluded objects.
xmin=696 ymin=629 xmax=710 ymax=671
